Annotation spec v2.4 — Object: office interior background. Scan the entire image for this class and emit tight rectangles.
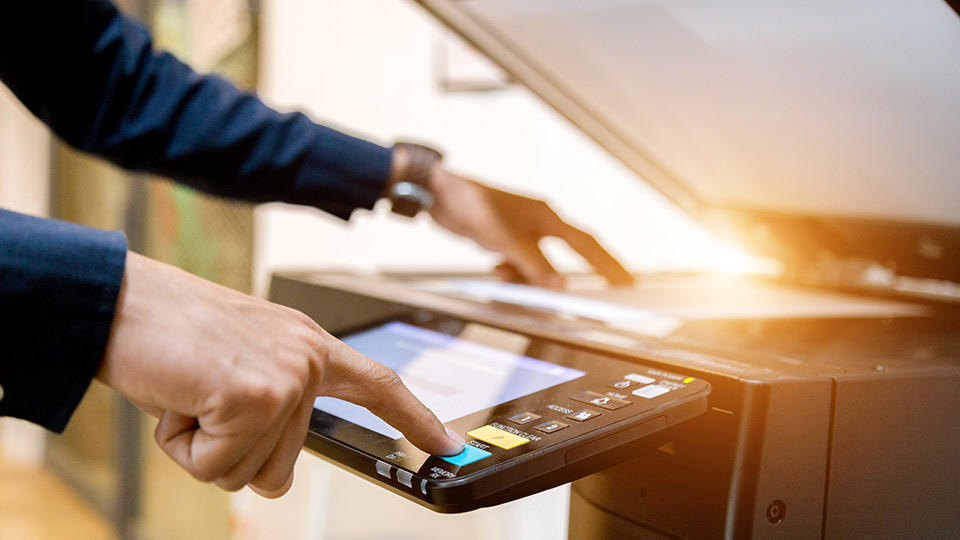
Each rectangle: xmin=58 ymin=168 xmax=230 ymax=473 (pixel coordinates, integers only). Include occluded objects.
xmin=0 ymin=0 xmax=761 ymax=539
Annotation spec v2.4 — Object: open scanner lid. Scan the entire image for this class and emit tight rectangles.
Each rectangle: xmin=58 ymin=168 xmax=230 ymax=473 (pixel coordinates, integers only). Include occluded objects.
xmin=414 ymin=0 xmax=960 ymax=283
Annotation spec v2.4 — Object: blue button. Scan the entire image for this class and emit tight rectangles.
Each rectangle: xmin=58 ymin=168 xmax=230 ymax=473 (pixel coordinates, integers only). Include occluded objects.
xmin=441 ymin=444 xmax=492 ymax=467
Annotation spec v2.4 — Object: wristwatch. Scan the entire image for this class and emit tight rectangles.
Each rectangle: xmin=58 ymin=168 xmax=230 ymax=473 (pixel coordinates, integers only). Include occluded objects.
xmin=387 ymin=142 xmax=443 ymax=217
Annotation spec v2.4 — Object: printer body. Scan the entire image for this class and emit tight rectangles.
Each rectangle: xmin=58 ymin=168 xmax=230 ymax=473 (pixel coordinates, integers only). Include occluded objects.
xmin=271 ymin=1 xmax=960 ymax=537
xmin=270 ymin=271 xmax=959 ymax=539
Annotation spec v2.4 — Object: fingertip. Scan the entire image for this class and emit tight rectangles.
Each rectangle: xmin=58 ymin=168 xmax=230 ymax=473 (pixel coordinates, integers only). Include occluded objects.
xmin=215 ymin=477 xmax=248 ymax=492
xmin=248 ymin=473 xmax=294 ymax=499
xmin=442 ymin=426 xmax=466 ymax=456
xmin=493 ymin=263 xmax=522 ymax=283
xmin=529 ymin=271 xmax=563 ymax=290
xmin=544 ymin=273 xmax=564 ymax=290
xmin=607 ymin=270 xmax=636 ymax=287
xmin=412 ymin=425 xmax=465 ymax=457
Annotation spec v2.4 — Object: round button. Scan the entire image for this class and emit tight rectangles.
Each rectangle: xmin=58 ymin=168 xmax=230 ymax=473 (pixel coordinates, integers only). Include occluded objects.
xmin=766 ymin=499 xmax=786 ymax=525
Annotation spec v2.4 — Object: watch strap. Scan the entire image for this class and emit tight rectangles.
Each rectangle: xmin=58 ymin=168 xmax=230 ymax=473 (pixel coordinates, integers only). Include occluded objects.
xmin=389 ymin=142 xmax=443 ymax=216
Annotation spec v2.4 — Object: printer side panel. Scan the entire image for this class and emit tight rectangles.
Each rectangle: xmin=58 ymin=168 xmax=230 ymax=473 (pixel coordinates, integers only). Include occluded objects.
xmin=825 ymin=372 xmax=960 ymax=538
xmin=745 ymin=380 xmax=832 ymax=538
xmin=570 ymin=377 xmax=832 ymax=539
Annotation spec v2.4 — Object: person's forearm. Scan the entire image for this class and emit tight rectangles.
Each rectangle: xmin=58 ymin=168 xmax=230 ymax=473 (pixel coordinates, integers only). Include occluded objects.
xmin=0 ymin=209 xmax=126 ymax=431
xmin=1 ymin=0 xmax=391 ymax=220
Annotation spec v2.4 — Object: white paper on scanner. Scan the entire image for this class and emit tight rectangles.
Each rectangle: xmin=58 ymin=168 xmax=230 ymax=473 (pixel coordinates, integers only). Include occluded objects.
xmin=424 ymin=278 xmax=929 ymax=338
xmin=424 ymin=280 xmax=684 ymax=337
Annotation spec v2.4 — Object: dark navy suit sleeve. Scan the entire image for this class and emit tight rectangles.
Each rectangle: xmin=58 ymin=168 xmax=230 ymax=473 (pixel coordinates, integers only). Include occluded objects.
xmin=0 ymin=0 xmax=392 ymax=220
xmin=0 ymin=0 xmax=394 ymax=431
xmin=0 ymin=209 xmax=127 ymax=432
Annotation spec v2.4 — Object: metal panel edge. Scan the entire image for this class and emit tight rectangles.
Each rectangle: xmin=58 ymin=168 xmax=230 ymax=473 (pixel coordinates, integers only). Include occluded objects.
xmin=409 ymin=0 xmax=703 ymax=215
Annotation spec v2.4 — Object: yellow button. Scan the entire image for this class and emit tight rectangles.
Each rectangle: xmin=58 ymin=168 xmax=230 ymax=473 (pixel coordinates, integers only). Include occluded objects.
xmin=467 ymin=425 xmax=530 ymax=450
xmin=683 ymin=377 xmax=695 ymax=384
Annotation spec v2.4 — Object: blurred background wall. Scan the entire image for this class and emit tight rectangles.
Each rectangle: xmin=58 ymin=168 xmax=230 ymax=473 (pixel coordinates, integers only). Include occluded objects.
xmin=0 ymin=81 xmax=50 ymax=466
xmin=0 ymin=86 xmax=48 ymax=217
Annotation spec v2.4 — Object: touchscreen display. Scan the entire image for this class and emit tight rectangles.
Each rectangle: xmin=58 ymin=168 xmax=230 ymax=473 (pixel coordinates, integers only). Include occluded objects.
xmin=314 ymin=322 xmax=586 ymax=439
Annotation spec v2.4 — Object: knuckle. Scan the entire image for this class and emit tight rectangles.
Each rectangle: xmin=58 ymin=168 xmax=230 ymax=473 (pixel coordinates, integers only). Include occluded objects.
xmin=286 ymin=334 xmax=315 ymax=378
xmin=254 ymin=474 xmax=289 ymax=494
xmin=290 ymin=325 xmax=329 ymax=382
xmin=366 ymin=366 xmax=403 ymax=413
xmin=534 ymin=199 xmax=553 ymax=214
xmin=371 ymin=366 xmax=402 ymax=390
xmin=289 ymin=358 xmax=312 ymax=390
xmin=215 ymin=477 xmax=247 ymax=492
xmin=288 ymin=306 xmax=310 ymax=321
xmin=205 ymin=387 xmax=235 ymax=417
xmin=302 ymin=328 xmax=329 ymax=359
xmin=276 ymin=379 xmax=304 ymax=410
xmin=153 ymin=425 xmax=168 ymax=448
xmin=245 ymin=378 xmax=287 ymax=411
xmin=290 ymin=308 xmax=319 ymax=329
xmin=577 ymin=230 xmax=598 ymax=245
xmin=283 ymin=376 xmax=306 ymax=405
xmin=190 ymin=464 xmax=220 ymax=483
xmin=565 ymin=227 xmax=593 ymax=245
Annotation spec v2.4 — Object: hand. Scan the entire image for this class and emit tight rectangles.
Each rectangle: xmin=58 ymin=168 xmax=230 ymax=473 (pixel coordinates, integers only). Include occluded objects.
xmin=98 ymin=252 xmax=464 ymax=498
xmin=427 ymin=169 xmax=635 ymax=288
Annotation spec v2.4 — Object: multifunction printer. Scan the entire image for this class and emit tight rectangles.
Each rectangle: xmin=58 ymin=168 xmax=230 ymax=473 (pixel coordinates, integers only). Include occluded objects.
xmin=271 ymin=1 xmax=960 ymax=537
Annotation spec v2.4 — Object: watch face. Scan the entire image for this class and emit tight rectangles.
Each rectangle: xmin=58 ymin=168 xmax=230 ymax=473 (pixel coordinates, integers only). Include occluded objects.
xmin=390 ymin=181 xmax=434 ymax=217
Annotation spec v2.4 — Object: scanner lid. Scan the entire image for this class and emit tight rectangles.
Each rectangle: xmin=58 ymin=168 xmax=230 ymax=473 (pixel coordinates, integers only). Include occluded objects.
xmin=415 ymin=0 xmax=960 ymax=283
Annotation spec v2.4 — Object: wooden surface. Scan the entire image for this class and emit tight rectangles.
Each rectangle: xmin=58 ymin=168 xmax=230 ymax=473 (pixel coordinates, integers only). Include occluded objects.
xmin=0 ymin=455 xmax=116 ymax=540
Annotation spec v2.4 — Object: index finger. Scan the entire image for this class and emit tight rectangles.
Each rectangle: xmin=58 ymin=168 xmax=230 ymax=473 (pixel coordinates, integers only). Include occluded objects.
xmin=552 ymin=222 xmax=635 ymax=286
xmin=320 ymin=339 xmax=465 ymax=457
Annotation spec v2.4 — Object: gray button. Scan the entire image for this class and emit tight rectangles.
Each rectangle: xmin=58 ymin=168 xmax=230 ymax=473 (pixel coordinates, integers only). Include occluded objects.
xmin=567 ymin=409 xmax=602 ymax=422
xmin=508 ymin=412 xmax=541 ymax=425
xmin=534 ymin=421 xmax=570 ymax=434
xmin=0 ymin=384 xmax=4 ymax=402
xmin=625 ymin=373 xmax=655 ymax=384
xmin=571 ymin=390 xmax=631 ymax=410
xmin=632 ymin=385 xmax=670 ymax=399
xmin=397 ymin=469 xmax=414 ymax=488
xmin=375 ymin=460 xmax=392 ymax=479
